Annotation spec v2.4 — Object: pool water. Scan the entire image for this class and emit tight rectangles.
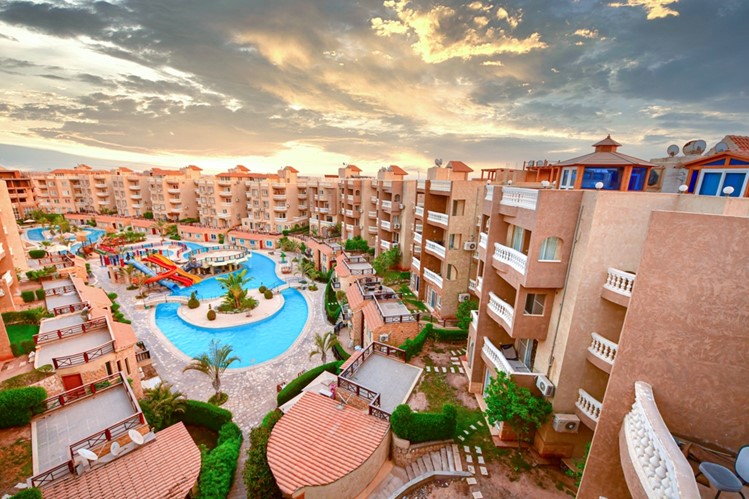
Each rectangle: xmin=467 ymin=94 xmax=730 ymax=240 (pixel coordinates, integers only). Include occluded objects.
xmin=26 ymin=227 xmax=106 ymax=254
xmin=155 ymin=288 xmax=308 ymax=367
xmin=26 ymin=227 xmax=46 ymax=241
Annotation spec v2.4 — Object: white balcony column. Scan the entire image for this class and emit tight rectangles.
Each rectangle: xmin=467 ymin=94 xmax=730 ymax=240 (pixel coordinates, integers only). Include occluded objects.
xmin=487 ymin=292 xmax=514 ymax=328
xmin=588 ymin=332 xmax=618 ymax=367
xmin=576 ymin=389 xmax=602 ymax=424
xmin=604 ymin=268 xmax=636 ymax=297
xmin=500 ymin=186 xmax=539 ymax=210
xmin=493 ymin=242 xmax=528 ymax=275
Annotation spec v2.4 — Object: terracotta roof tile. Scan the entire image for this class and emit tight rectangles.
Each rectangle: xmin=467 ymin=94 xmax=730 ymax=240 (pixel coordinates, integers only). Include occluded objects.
xmin=348 ymin=164 xmax=362 ymax=172
xmin=362 ymin=301 xmax=384 ymax=330
xmin=284 ymin=165 xmax=300 ymax=173
xmin=44 ymin=422 xmax=201 ymax=499
xmin=592 ymin=134 xmax=622 ymax=147
xmin=447 ymin=161 xmax=473 ymax=172
xmin=267 ymin=392 xmax=389 ymax=495
xmin=112 ymin=321 xmax=137 ymax=351
xmin=346 ymin=283 xmax=365 ymax=311
xmin=727 ymin=135 xmax=749 ymax=151
xmin=335 ymin=255 xmax=351 ymax=278
xmin=387 ymin=165 xmax=407 ymax=175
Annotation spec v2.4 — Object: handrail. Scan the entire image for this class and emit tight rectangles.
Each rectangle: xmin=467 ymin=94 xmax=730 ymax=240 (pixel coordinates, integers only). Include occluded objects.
xmin=604 ymin=268 xmax=636 ymax=297
xmin=493 ymin=242 xmax=527 ymax=275
xmin=487 ymin=292 xmax=514 ymax=328
xmin=500 ymin=186 xmax=538 ymax=210
xmin=52 ymin=301 xmax=88 ymax=316
xmin=52 ymin=340 xmax=115 ymax=369
xmin=588 ymin=332 xmax=618 ymax=366
xmin=576 ymin=389 xmax=602 ymax=424
xmin=34 ymin=315 xmax=106 ymax=345
xmin=39 ymin=372 xmax=123 ymax=413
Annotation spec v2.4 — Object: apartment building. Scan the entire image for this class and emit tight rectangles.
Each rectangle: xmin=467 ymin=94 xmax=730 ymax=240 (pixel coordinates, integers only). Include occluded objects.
xmin=410 ymin=161 xmax=481 ymax=319
xmin=0 ymin=167 xmax=36 ymax=218
xmin=308 ymin=175 xmax=341 ymax=238
xmin=373 ymin=165 xmax=416 ymax=269
xmin=197 ymin=165 xmax=249 ymax=229
xmin=148 ymin=165 xmax=201 ymax=221
xmin=242 ymin=166 xmax=309 ymax=233
xmin=0 ymin=180 xmax=24 ymax=311
xmin=337 ymin=165 xmax=375 ymax=243
xmin=31 ymin=168 xmax=81 ymax=214
xmin=111 ymin=167 xmax=152 ymax=217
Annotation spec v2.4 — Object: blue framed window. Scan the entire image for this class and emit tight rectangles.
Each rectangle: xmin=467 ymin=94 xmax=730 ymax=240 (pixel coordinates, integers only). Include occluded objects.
xmin=696 ymin=169 xmax=748 ymax=197
xmin=628 ymin=167 xmax=647 ymax=191
xmin=581 ymin=167 xmax=622 ymax=190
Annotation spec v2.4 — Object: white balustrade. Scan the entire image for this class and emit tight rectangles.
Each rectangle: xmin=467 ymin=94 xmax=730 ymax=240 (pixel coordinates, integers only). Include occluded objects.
xmin=423 ymin=268 xmax=443 ymax=289
xmin=482 ymin=337 xmax=514 ymax=375
xmin=604 ymin=268 xmax=636 ymax=297
xmin=576 ymin=389 xmax=602 ymax=424
xmin=500 ymin=186 xmax=539 ymax=210
xmin=479 ymin=232 xmax=488 ymax=250
xmin=493 ymin=242 xmax=527 ymax=275
xmin=588 ymin=332 xmax=618 ymax=367
xmin=468 ymin=279 xmax=476 ymax=291
xmin=381 ymin=200 xmax=392 ymax=210
xmin=485 ymin=184 xmax=494 ymax=201
xmin=427 ymin=210 xmax=449 ymax=226
xmin=380 ymin=240 xmax=391 ymax=250
xmin=487 ymin=292 xmax=513 ymax=328
xmin=417 ymin=179 xmax=426 ymax=189
xmin=476 ymin=276 xmax=483 ymax=293
xmin=622 ymin=382 xmax=700 ymax=499
xmin=368 ymin=210 xmax=377 ymax=218
xmin=415 ymin=205 xmax=424 ymax=217
xmin=425 ymin=240 xmax=446 ymax=259
xmin=471 ymin=309 xmax=478 ymax=330
xmin=380 ymin=220 xmax=392 ymax=231
xmin=414 ymin=232 xmax=422 ymax=244
xmin=430 ymin=180 xmax=451 ymax=192
xmin=411 ymin=257 xmax=421 ymax=271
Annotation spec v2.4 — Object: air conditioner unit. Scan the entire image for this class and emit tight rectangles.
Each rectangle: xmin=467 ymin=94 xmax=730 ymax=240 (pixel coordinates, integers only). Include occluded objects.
xmin=463 ymin=241 xmax=477 ymax=251
xmin=458 ymin=293 xmax=470 ymax=302
xmin=553 ymin=414 xmax=580 ymax=433
xmin=393 ymin=223 xmax=401 ymax=229
xmin=536 ymin=376 xmax=555 ymax=397
xmin=379 ymin=334 xmax=389 ymax=342
xmin=399 ymin=204 xmax=405 ymax=210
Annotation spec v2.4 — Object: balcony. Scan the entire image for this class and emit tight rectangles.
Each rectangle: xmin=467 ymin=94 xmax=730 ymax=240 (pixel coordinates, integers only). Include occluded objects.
xmin=485 ymin=185 xmax=494 ymax=201
xmin=297 ymin=191 xmax=307 ymax=198
xmin=602 ymin=267 xmax=636 ymax=307
xmin=370 ymin=195 xmax=378 ymax=204
xmin=468 ymin=279 xmax=476 ymax=292
xmin=492 ymin=242 xmax=527 ymax=276
xmin=273 ymin=205 xmax=286 ymax=212
xmin=380 ymin=220 xmax=391 ymax=231
xmin=218 ymin=179 xmax=232 ymax=187
xmin=423 ymin=268 xmax=443 ymax=289
xmin=417 ymin=179 xmax=426 ymax=190
xmin=345 ymin=209 xmax=354 ymax=217
xmin=482 ymin=337 xmax=541 ymax=379
xmin=218 ymin=213 xmax=231 ymax=219
xmin=131 ymin=204 xmax=142 ymax=209
xmin=414 ymin=232 xmax=422 ymax=244
xmin=587 ymin=332 xmax=618 ymax=373
xmin=477 ymin=276 xmax=483 ymax=293
xmin=381 ymin=200 xmax=392 ymax=210
xmin=273 ymin=194 xmax=285 ymax=201
xmin=411 ymin=257 xmax=421 ymax=271
xmin=415 ymin=224 xmax=423 ymax=233
xmin=425 ymin=240 xmax=446 ymax=260
xmin=415 ymin=205 xmax=424 ymax=218
xmin=479 ymin=232 xmax=488 ymax=250
xmin=487 ymin=292 xmax=513 ymax=331
xmin=218 ymin=190 xmax=231 ymax=197
xmin=94 ymin=182 xmax=107 ymax=189
xmin=368 ymin=210 xmax=377 ymax=219
xmin=380 ymin=240 xmax=391 ymax=251
xmin=130 ymin=194 xmax=142 ymax=200
xmin=221 ymin=202 xmax=233 ymax=208
xmin=345 ymin=223 xmax=354 ymax=232
xmin=275 ymin=217 xmax=287 ymax=223
xmin=368 ymin=226 xmax=377 ymax=234
xmin=620 ymin=382 xmax=700 ymax=498
xmin=128 ymin=184 xmax=141 ymax=191
xmin=347 ymin=194 xmax=355 ymax=203
xmin=272 ymin=182 xmax=285 ymax=189
xmin=500 ymin=186 xmax=538 ymax=211
xmin=0 ymin=243 xmax=5 ymax=262
xmin=319 ymin=207 xmax=330 ymax=214
xmin=430 ymin=180 xmax=451 ymax=193
xmin=471 ymin=310 xmax=478 ymax=330
xmin=95 ymin=191 xmax=109 ymax=198
xmin=427 ymin=210 xmax=449 ymax=228
xmin=575 ymin=389 xmax=602 ymax=430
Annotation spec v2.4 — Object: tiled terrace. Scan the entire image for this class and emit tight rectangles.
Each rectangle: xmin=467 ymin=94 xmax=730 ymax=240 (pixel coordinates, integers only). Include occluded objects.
xmin=346 ymin=354 xmax=421 ymax=412
xmin=35 ymin=329 xmax=112 ymax=368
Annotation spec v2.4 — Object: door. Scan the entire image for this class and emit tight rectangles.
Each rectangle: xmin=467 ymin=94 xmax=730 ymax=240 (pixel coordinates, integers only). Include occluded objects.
xmin=61 ymin=374 xmax=85 ymax=399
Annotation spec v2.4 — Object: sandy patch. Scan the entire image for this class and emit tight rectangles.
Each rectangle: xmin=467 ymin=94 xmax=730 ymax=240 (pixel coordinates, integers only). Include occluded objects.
xmin=177 ymin=289 xmax=284 ymax=328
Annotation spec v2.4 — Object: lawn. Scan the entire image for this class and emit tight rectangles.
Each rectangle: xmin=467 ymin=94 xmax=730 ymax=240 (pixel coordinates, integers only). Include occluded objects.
xmin=0 ymin=432 xmax=32 ymax=496
xmin=5 ymin=324 xmax=38 ymax=355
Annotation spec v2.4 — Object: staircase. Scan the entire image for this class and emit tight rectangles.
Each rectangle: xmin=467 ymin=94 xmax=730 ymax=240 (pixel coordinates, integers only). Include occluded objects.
xmin=369 ymin=444 xmax=468 ymax=499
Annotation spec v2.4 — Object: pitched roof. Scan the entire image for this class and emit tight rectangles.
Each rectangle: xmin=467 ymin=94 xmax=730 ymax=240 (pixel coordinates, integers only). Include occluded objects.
xmin=348 ymin=165 xmax=362 ymax=172
xmin=44 ymin=422 xmax=201 ymax=499
xmin=557 ymin=151 xmax=656 ymax=167
xmin=284 ymin=165 xmax=299 ymax=173
xmin=112 ymin=321 xmax=137 ymax=351
xmin=346 ymin=281 xmax=365 ymax=310
xmin=592 ymin=134 xmax=622 ymax=147
xmin=683 ymin=150 xmax=749 ymax=167
xmin=267 ymin=392 xmax=390 ymax=495
xmin=184 ymin=165 xmax=202 ymax=171
xmin=447 ymin=161 xmax=473 ymax=173
xmin=387 ymin=165 xmax=407 ymax=175
xmin=335 ymin=254 xmax=350 ymax=278
xmin=727 ymin=135 xmax=749 ymax=151
xmin=362 ymin=301 xmax=384 ymax=330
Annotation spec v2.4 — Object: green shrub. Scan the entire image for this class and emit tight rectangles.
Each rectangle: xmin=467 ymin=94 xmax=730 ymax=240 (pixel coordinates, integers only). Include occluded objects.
xmin=390 ymin=404 xmax=457 ymax=443
xmin=308 ymin=284 xmax=318 ymax=291
xmin=400 ymin=323 xmax=433 ymax=360
xmin=173 ymin=400 xmax=233 ymax=432
xmin=20 ymin=340 xmax=35 ymax=355
xmin=34 ymin=288 xmax=45 ymax=301
xmin=332 ymin=342 xmax=351 ymax=361
xmin=143 ymin=212 xmax=154 ymax=220
xmin=432 ymin=327 xmax=469 ymax=342
xmin=2 ymin=307 xmax=50 ymax=325
xmin=243 ymin=411 xmax=283 ymax=499
xmin=258 ymin=285 xmax=267 ymax=294
xmin=0 ymin=386 xmax=47 ymax=428
xmin=456 ymin=299 xmax=478 ymax=330
xmin=188 ymin=291 xmax=200 ymax=309
xmin=198 ymin=421 xmax=243 ymax=499
xmin=21 ymin=291 xmax=35 ymax=303
xmin=264 ymin=290 xmax=273 ymax=300
xmin=207 ymin=309 xmax=217 ymax=321
xmin=10 ymin=488 xmax=42 ymax=499
xmin=276 ymin=360 xmax=343 ymax=406
xmin=28 ymin=249 xmax=47 ymax=259
xmin=10 ymin=344 xmax=21 ymax=357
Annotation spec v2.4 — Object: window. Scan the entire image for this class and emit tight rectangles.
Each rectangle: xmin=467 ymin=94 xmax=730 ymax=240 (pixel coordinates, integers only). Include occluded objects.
xmin=125 ymin=358 xmax=131 ymax=375
xmin=451 ymin=199 xmax=465 ymax=216
xmin=696 ymin=169 xmax=748 ymax=197
xmin=468 ymin=339 xmax=475 ymax=368
xmin=446 ymin=264 xmax=458 ymax=280
xmin=116 ymin=360 xmax=122 ymax=373
xmin=105 ymin=361 xmax=113 ymax=376
xmin=517 ymin=339 xmax=536 ymax=370
xmin=560 ymin=167 xmax=577 ymax=189
xmin=524 ymin=293 xmax=545 ymax=315
xmin=449 ymin=233 xmax=461 ymax=249
xmin=581 ymin=167 xmax=623 ymax=190
xmin=509 ymin=225 xmax=525 ymax=252
xmin=628 ymin=167 xmax=647 ymax=191
xmin=539 ymin=237 xmax=561 ymax=261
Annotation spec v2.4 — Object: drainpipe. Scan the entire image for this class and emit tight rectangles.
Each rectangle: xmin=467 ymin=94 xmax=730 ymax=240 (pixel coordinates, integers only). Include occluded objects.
xmin=545 ymin=204 xmax=584 ymax=378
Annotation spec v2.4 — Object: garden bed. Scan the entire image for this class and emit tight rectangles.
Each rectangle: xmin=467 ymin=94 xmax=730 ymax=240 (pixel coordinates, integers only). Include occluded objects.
xmin=0 ymin=425 xmax=32 ymax=497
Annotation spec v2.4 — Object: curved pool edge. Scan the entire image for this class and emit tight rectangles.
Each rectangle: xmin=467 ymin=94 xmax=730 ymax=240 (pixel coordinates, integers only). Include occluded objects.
xmin=174 ymin=293 xmax=286 ymax=330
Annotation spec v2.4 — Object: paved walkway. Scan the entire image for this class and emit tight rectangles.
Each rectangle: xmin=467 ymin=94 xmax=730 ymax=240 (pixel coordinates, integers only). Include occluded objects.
xmin=89 ymin=251 xmax=330 ymax=498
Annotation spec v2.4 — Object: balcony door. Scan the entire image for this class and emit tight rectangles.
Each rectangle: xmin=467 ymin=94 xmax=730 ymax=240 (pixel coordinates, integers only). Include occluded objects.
xmin=560 ymin=167 xmax=577 ymax=189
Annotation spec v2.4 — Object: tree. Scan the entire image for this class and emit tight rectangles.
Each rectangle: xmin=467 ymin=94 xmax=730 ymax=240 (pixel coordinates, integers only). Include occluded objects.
xmin=121 ymin=264 xmax=137 ymax=286
xmin=139 ymin=382 xmax=186 ymax=431
xmin=278 ymin=237 xmax=299 ymax=254
xmin=372 ymin=246 xmax=400 ymax=275
xmin=484 ymin=371 xmax=552 ymax=446
xmin=456 ymin=299 xmax=479 ymax=330
xmin=308 ymin=331 xmax=338 ymax=365
xmin=152 ymin=219 xmax=171 ymax=239
xmin=344 ymin=236 xmax=369 ymax=252
xmin=216 ymin=269 xmax=253 ymax=309
xmin=182 ymin=339 xmax=240 ymax=399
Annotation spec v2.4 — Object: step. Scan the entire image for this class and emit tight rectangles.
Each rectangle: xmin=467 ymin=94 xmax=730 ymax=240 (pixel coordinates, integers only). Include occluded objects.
xmin=452 ymin=444 xmax=463 ymax=472
xmin=430 ymin=451 xmax=442 ymax=471
xmin=406 ymin=463 xmax=415 ymax=481
xmin=445 ymin=446 xmax=455 ymax=471
xmin=392 ymin=466 xmax=408 ymax=483
xmin=441 ymin=447 xmax=452 ymax=471
xmin=422 ymin=456 xmax=435 ymax=473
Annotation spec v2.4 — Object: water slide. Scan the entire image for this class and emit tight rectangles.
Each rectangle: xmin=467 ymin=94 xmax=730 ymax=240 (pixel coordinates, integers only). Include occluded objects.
xmin=127 ymin=259 xmax=181 ymax=292
xmin=145 ymin=254 xmax=202 ymax=284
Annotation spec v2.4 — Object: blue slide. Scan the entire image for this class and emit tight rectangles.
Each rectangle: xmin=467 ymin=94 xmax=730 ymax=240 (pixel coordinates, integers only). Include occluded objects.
xmin=127 ymin=259 xmax=180 ymax=292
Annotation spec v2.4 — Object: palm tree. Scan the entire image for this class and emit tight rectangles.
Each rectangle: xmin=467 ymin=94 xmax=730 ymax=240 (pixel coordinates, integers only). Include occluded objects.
xmin=182 ymin=339 xmax=240 ymax=399
xmin=309 ymin=331 xmax=338 ymax=365
xmin=152 ymin=219 xmax=170 ymax=240
xmin=217 ymin=269 xmax=253 ymax=309
xmin=121 ymin=264 xmax=137 ymax=286
xmin=140 ymin=382 xmax=187 ymax=431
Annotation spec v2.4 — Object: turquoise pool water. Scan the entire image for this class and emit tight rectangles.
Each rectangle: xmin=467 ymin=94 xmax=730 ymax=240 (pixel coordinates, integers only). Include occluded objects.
xmin=26 ymin=227 xmax=46 ymax=241
xmin=26 ymin=227 xmax=106 ymax=254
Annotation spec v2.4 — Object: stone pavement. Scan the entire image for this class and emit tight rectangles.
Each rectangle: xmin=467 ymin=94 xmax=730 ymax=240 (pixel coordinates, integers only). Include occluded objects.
xmin=89 ymin=252 xmax=331 ymax=498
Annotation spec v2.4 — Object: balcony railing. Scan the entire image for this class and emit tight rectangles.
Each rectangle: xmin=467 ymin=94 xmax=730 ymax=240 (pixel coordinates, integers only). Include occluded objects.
xmin=368 ymin=226 xmax=377 ymax=234
xmin=468 ymin=279 xmax=477 ymax=292
xmin=588 ymin=332 xmax=618 ymax=369
xmin=411 ymin=257 xmax=421 ymax=271
xmin=576 ymin=389 xmax=602 ymax=427
xmin=430 ymin=180 xmax=451 ymax=192
xmin=417 ymin=179 xmax=426 ymax=190
xmin=380 ymin=240 xmax=391 ymax=251
xmin=52 ymin=340 xmax=115 ymax=370
xmin=604 ymin=268 xmax=636 ymax=297
xmin=493 ymin=242 xmax=527 ymax=275
xmin=621 ymin=382 xmax=700 ymax=498
xmin=479 ymin=232 xmax=488 ymax=250
xmin=415 ymin=205 xmax=424 ymax=217
xmin=482 ymin=337 xmax=539 ymax=377
xmin=414 ymin=232 xmax=422 ymax=244
xmin=368 ymin=210 xmax=377 ymax=218
xmin=45 ymin=285 xmax=76 ymax=297
xmin=380 ymin=220 xmax=391 ymax=231
xmin=427 ymin=210 xmax=449 ymax=226
xmin=487 ymin=292 xmax=513 ymax=329
xmin=485 ymin=185 xmax=494 ymax=201
xmin=425 ymin=240 xmax=446 ymax=259
xmin=345 ymin=209 xmax=354 ymax=217
xmin=423 ymin=268 xmax=443 ymax=289
xmin=500 ymin=186 xmax=538 ymax=210
xmin=477 ymin=276 xmax=483 ymax=293
xmin=471 ymin=309 xmax=478 ymax=330
xmin=381 ymin=200 xmax=392 ymax=210
xmin=34 ymin=315 xmax=106 ymax=345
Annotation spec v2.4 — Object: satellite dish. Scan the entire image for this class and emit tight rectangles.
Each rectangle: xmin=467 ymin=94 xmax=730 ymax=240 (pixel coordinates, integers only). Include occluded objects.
xmin=110 ymin=442 xmax=121 ymax=456
xmin=128 ymin=430 xmax=144 ymax=445
xmin=667 ymin=145 xmax=679 ymax=157
xmin=715 ymin=141 xmax=729 ymax=153
xmin=694 ymin=139 xmax=706 ymax=154
xmin=434 ymin=158 xmax=443 ymax=167
xmin=77 ymin=448 xmax=99 ymax=461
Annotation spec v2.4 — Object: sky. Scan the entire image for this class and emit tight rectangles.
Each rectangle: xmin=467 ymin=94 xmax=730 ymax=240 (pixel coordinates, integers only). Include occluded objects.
xmin=0 ymin=0 xmax=747 ymax=176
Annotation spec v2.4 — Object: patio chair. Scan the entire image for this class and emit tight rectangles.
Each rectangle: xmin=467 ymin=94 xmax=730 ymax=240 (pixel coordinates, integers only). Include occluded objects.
xmin=697 ymin=445 xmax=749 ymax=498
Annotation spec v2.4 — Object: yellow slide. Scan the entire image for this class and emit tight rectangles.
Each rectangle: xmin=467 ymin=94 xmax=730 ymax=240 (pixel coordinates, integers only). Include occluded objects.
xmin=151 ymin=253 xmax=202 ymax=284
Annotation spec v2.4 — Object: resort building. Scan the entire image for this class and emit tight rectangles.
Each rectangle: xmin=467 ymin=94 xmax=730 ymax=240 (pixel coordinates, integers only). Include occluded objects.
xmin=196 ymin=165 xmax=249 ymax=229
xmin=338 ymin=164 xmax=376 ymax=243
xmin=111 ymin=167 xmax=152 ymax=217
xmin=410 ymin=161 xmax=482 ymax=319
xmin=147 ymin=165 xmax=202 ymax=221
xmin=0 ymin=314 xmax=12 ymax=360
xmin=0 ymin=167 xmax=36 ymax=218
xmin=0 ymin=180 xmax=24 ymax=311
xmin=373 ymin=165 xmax=416 ymax=270
xmin=308 ymin=175 xmax=341 ymax=238
xmin=240 ymin=166 xmax=309 ymax=233
xmin=334 ymin=251 xmax=374 ymax=293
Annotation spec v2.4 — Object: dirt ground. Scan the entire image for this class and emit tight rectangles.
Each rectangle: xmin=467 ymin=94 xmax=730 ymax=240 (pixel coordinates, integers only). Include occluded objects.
xmin=0 ymin=425 xmax=32 ymax=496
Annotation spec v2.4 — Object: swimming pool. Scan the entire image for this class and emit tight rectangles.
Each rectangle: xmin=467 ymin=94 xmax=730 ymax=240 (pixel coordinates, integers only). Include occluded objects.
xmin=154 ymin=288 xmax=307 ymax=367
xmin=26 ymin=227 xmax=46 ymax=241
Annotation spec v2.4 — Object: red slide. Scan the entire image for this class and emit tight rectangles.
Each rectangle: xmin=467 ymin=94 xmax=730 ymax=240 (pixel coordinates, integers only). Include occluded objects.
xmin=143 ymin=268 xmax=193 ymax=286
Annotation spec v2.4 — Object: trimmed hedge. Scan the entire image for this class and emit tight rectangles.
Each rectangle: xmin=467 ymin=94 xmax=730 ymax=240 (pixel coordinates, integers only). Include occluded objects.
xmin=2 ymin=307 xmax=50 ymax=325
xmin=28 ymin=249 xmax=47 ymax=259
xmin=400 ymin=323 xmax=433 ymax=360
xmin=332 ymin=342 xmax=351 ymax=361
xmin=20 ymin=291 xmax=35 ymax=303
xmin=276 ymin=360 xmax=343 ymax=407
xmin=390 ymin=404 xmax=457 ymax=443
xmin=432 ymin=327 xmax=469 ymax=342
xmin=0 ymin=386 xmax=47 ymax=428
xmin=34 ymin=288 xmax=45 ymax=301
xmin=10 ymin=488 xmax=42 ymax=499
xmin=244 ymin=410 xmax=283 ymax=499
xmin=174 ymin=400 xmax=233 ymax=432
xmin=198 ymin=422 xmax=243 ymax=499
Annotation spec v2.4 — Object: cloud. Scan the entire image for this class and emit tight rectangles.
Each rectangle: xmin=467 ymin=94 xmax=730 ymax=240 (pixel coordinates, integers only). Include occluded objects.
xmin=573 ymin=28 xmax=599 ymax=39
xmin=609 ymin=0 xmax=680 ymax=20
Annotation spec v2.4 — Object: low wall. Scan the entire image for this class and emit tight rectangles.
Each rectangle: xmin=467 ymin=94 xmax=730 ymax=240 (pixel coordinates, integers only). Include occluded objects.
xmin=391 ymin=435 xmax=453 ymax=468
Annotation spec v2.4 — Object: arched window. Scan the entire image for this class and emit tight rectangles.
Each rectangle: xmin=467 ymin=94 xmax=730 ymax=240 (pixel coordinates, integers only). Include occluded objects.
xmin=539 ymin=237 xmax=562 ymax=261
xmin=447 ymin=264 xmax=458 ymax=280
xmin=394 ymin=194 xmax=401 ymax=203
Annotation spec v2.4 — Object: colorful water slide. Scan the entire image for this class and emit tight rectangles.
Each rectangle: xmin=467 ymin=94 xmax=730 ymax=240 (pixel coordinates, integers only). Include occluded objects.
xmin=145 ymin=254 xmax=202 ymax=284
xmin=127 ymin=259 xmax=180 ymax=292
xmin=143 ymin=268 xmax=193 ymax=286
